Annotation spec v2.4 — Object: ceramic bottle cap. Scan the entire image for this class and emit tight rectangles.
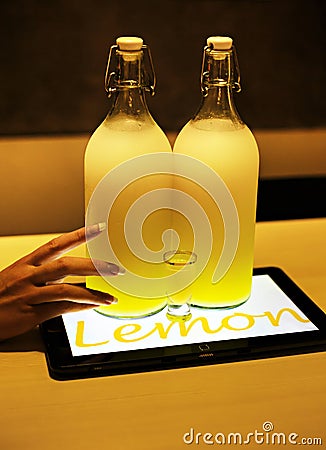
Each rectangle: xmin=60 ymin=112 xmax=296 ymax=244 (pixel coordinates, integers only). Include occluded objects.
xmin=116 ymin=36 xmax=143 ymax=51
xmin=207 ymin=36 xmax=233 ymax=50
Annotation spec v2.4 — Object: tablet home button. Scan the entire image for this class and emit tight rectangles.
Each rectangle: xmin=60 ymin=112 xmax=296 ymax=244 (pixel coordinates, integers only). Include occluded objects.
xmin=198 ymin=344 xmax=210 ymax=351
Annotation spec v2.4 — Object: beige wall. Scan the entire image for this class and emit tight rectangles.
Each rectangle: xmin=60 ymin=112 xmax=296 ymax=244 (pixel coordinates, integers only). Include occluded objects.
xmin=0 ymin=129 xmax=325 ymax=236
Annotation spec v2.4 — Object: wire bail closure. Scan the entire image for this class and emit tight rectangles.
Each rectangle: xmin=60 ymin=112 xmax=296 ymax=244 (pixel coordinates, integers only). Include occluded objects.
xmin=201 ymin=44 xmax=241 ymax=96
xmin=105 ymin=44 xmax=156 ymax=97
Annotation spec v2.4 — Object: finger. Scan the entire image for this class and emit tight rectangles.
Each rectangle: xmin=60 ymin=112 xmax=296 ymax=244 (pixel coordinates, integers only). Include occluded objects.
xmin=24 ymin=223 xmax=106 ymax=265
xmin=31 ymin=256 xmax=123 ymax=285
xmin=29 ymin=283 xmax=117 ymax=306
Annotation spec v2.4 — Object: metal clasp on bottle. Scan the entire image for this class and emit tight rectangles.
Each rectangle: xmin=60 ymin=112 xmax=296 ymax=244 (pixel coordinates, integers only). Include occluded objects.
xmin=104 ymin=44 xmax=156 ymax=97
xmin=201 ymin=44 xmax=241 ymax=95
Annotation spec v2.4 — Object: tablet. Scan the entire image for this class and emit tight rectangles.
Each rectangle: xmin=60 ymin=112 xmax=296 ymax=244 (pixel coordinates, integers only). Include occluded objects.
xmin=40 ymin=267 xmax=326 ymax=381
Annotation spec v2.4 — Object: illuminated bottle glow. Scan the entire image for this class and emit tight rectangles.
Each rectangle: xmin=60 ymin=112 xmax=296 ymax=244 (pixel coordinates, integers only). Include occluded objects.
xmin=173 ymin=36 xmax=259 ymax=308
xmin=84 ymin=37 xmax=172 ymax=318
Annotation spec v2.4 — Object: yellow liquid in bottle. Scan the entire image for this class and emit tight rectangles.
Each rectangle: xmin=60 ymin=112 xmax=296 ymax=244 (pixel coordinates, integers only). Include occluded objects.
xmin=85 ymin=116 xmax=172 ymax=318
xmin=173 ymin=119 xmax=259 ymax=308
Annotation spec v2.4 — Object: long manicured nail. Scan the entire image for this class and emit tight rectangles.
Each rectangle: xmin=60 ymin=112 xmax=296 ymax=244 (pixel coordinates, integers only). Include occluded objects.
xmin=86 ymin=222 xmax=107 ymax=237
xmin=105 ymin=296 xmax=118 ymax=304
xmin=98 ymin=222 xmax=106 ymax=232
xmin=109 ymin=264 xmax=126 ymax=276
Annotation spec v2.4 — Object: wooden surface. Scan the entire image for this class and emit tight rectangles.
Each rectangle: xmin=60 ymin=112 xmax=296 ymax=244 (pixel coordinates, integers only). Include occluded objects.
xmin=0 ymin=219 xmax=325 ymax=449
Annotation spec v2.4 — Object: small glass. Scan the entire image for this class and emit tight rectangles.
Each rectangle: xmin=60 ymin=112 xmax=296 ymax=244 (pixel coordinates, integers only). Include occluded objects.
xmin=163 ymin=250 xmax=197 ymax=322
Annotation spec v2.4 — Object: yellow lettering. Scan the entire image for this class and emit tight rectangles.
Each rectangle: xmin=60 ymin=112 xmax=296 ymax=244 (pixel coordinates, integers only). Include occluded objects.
xmin=153 ymin=321 xmax=177 ymax=339
xmin=178 ymin=317 xmax=223 ymax=336
xmin=76 ymin=307 xmax=311 ymax=349
xmin=75 ymin=321 xmax=109 ymax=347
xmin=114 ymin=323 xmax=143 ymax=343
xmin=262 ymin=308 xmax=310 ymax=326
xmin=114 ymin=322 xmax=178 ymax=343
xmin=112 ymin=318 xmax=223 ymax=343
xmin=221 ymin=313 xmax=255 ymax=331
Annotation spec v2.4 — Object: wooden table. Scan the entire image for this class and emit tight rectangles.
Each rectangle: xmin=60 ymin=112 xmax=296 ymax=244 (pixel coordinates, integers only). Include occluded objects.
xmin=0 ymin=219 xmax=325 ymax=449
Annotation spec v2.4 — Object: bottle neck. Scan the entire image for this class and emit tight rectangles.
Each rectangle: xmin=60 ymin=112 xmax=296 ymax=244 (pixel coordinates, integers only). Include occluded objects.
xmin=106 ymin=47 xmax=154 ymax=122
xmin=194 ymin=47 xmax=243 ymax=126
xmin=196 ymin=85 xmax=241 ymax=122
xmin=108 ymin=88 xmax=151 ymax=119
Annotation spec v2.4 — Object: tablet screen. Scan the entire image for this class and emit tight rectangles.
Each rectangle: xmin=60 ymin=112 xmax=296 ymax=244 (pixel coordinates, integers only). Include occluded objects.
xmin=62 ymin=274 xmax=318 ymax=357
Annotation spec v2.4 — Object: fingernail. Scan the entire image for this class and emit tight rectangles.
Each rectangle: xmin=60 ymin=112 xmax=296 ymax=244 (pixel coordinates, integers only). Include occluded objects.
xmin=86 ymin=222 xmax=107 ymax=236
xmin=110 ymin=265 xmax=126 ymax=276
xmin=105 ymin=296 xmax=118 ymax=304
xmin=98 ymin=222 xmax=106 ymax=232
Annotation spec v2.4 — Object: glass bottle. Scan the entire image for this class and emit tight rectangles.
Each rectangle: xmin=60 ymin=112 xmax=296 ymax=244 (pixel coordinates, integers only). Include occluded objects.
xmin=173 ymin=36 xmax=259 ymax=308
xmin=84 ymin=36 xmax=172 ymax=318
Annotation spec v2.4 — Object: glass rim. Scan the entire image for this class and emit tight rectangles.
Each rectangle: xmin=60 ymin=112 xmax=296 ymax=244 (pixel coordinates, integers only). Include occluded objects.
xmin=163 ymin=250 xmax=197 ymax=266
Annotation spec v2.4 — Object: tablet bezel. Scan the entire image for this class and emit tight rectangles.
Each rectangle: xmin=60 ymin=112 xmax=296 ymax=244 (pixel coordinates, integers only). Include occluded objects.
xmin=40 ymin=267 xmax=326 ymax=380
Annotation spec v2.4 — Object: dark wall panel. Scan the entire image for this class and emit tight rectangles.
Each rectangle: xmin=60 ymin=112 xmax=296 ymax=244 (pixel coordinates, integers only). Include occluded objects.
xmin=0 ymin=0 xmax=325 ymax=135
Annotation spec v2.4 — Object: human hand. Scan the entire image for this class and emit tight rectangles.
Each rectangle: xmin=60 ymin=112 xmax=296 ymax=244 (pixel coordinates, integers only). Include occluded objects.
xmin=0 ymin=224 xmax=123 ymax=341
